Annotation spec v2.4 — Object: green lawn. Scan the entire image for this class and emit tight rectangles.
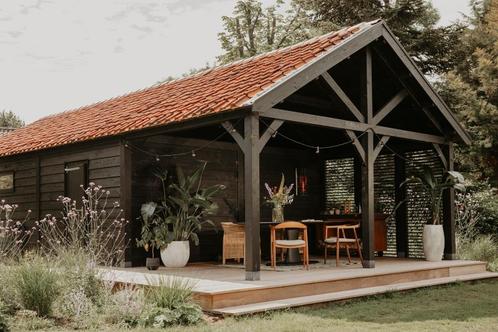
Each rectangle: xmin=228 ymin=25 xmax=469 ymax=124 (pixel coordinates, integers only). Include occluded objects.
xmin=10 ymin=280 xmax=498 ymax=332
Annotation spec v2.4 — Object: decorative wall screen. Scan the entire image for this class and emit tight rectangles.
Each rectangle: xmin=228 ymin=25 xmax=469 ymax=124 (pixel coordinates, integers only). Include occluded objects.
xmin=404 ymin=150 xmax=443 ymax=258
xmin=324 ymin=150 xmax=442 ymax=259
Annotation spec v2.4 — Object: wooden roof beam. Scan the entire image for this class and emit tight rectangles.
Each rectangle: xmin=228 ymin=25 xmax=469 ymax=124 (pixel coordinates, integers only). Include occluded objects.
xmin=261 ymin=107 xmax=447 ymax=144
xmin=372 ymin=90 xmax=408 ymax=125
xmin=322 ymin=72 xmax=365 ymax=123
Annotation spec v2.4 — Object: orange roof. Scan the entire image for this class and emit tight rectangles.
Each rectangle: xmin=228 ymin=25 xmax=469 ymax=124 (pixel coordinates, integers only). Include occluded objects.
xmin=0 ymin=21 xmax=377 ymax=157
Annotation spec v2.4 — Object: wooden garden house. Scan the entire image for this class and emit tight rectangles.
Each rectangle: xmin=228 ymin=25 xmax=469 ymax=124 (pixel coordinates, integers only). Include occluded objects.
xmin=0 ymin=20 xmax=471 ymax=282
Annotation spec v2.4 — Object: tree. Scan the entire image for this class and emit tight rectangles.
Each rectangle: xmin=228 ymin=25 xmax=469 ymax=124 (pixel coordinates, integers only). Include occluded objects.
xmin=0 ymin=110 xmax=24 ymax=128
xmin=438 ymin=0 xmax=498 ymax=184
xmin=292 ymin=0 xmax=466 ymax=75
xmin=217 ymin=0 xmax=312 ymax=64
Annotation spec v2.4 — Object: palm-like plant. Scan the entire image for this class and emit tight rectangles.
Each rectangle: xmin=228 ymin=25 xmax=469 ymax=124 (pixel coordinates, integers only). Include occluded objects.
xmin=139 ymin=163 xmax=225 ymax=248
xmin=402 ymin=166 xmax=465 ymax=225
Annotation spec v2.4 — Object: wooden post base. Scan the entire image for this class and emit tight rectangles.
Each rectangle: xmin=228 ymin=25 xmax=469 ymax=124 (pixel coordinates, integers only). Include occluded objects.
xmin=245 ymin=271 xmax=261 ymax=281
xmin=362 ymin=260 xmax=375 ymax=268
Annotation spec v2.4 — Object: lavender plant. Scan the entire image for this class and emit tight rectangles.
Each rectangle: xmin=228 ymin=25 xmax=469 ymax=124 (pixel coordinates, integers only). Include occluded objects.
xmin=37 ymin=183 xmax=128 ymax=266
xmin=0 ymin=200 xmax=32 ymax=261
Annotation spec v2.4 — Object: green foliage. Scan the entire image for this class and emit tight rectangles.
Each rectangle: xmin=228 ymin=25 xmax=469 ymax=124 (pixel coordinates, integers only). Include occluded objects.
xmin=438 ymin=0 xmax=498 ymax=184
xmin=140 ymin=303 xmax=203 ymax=328
xmin=11 ymin=256 xmax=60 ymax=317
xmin=219 ymin=0 xmax=465 ymax=74
xmin=139 ymin=163 xmax=225 ymax=247
xmin=458 ymin=234 xmax=498 ymax=271
xmin=402 ymin=167 xmax=465 ymax=225
xmin=0 ymin=110 xmax=24 ymax=128
xmin=293 ymin=0 xmax=466 ymax=75
xmin=456 ymin=179 xmax=498 ymax=236
xmin=101 ymin=286 xmax=145 ymax=328
xmin=12 ymin=310 xmax=54 ymax=331
xmin=145 ymin=278 xmax=195 ymax=309
xmin=0 ymin=302 xmax=8 ymax=332
xmin=218 ymin=0 xmax=312 ymax=64
xmin=141 ymin=277 xmax=202 ymax=327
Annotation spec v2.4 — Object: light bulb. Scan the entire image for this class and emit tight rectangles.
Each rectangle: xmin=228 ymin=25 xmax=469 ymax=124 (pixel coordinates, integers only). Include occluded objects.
xmin=192 ymin=150 xmax=196 ymax=157
xmin=315 ymin=146 xmax=320 ymax=154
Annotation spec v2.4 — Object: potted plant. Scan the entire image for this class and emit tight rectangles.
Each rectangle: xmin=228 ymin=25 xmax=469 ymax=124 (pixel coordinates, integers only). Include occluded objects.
xmin=140 ymin=164 xmax=225 ymax=268
xmin=136 ymin=202 xmax=160 ymax=270
xmin=402 ymin=166 xmax=465 ymax=261
xmin=264 ymin=174 xmax=294 ymax=223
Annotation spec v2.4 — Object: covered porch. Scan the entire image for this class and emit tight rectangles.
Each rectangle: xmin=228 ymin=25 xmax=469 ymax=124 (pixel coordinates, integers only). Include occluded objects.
xmin=103 ymin=258 xmax=494 ymax=314
xmin=122 ymin=21 xmax=470 ymax=281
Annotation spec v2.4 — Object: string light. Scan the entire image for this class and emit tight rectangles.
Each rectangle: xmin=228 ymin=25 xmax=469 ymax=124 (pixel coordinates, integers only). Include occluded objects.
xmin=191 ymin=150 xmax=196 ymax=157
xmin=315 ymin=146 xmax=320 ymax=154
xmin=155 ymin=155 xmax=160 ymax=162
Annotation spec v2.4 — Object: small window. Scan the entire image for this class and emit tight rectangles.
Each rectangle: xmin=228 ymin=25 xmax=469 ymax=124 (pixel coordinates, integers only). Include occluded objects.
xmin=64 ymin=161 xmax=88 ymax=200
xmin=0 ymin=171 xmax=14 ymax=193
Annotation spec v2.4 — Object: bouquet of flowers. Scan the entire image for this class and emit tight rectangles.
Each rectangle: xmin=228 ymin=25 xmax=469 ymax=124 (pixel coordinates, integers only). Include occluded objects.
xmin=264 ymin=174 xmax=294 ymax=222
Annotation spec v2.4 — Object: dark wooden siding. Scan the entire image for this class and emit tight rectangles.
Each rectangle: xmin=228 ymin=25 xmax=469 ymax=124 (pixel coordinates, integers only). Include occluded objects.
xmin=39 ymin=144 xmax=121 ymax=217
xmin=128 ymin=135 xmax=323 ymax=265
xmin=0 ymin=156 xmax=39 ymax=246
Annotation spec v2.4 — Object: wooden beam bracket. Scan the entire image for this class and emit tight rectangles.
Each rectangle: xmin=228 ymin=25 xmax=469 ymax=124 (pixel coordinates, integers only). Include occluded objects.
xmin=373 ymin=135 xmax=390 ymax=161
xmin=432 ymin=143 xmax=448 ymax=170
xmin=258 ymin=120 xmax=284 ymax=153
xmin=222 ymin=121 xmax=245 ymax=150
xmin=346 ymin=130 xmax=365 ymax=163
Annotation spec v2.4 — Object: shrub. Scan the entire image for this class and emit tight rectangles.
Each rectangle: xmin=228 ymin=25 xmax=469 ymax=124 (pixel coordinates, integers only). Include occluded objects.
xmin=101 ymin=285 xmax=145 ymax=328
xmin=0 ymin=200 xmax=33 ymax=262
xmin=12 ymin=256 xmax=60 ymax=317
xmin=0 ymin=302 xmax=9 ymax=332
xmin=141 ymin=277 xmax=202 ymax=327
xmin=457 ymin=234 xmax=498 ymax=272
xmin=140 ymin=303 xmax=203 ymax=328
xmin=37 ymin=183 xmax=128 ymax=266
xmin=12 ymin=310 xmax=54 ymax=331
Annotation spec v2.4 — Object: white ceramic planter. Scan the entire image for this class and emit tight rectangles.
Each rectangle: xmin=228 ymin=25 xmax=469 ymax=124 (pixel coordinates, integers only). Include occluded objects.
xmin=423 ymin=224 xmax=445 ymax=262
xmin=160 ymin=241 xmax=190 ymax=268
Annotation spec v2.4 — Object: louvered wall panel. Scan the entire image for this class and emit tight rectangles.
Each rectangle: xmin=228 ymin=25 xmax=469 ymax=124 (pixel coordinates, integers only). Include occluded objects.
xmin=324 ymin=150 xmax=442 ymax=258
xmin=374 ymin=154 xmax=396 ymax=256
xmin=324 ymin=158 xmax=356 ymax=211
xmin=404 ymin=150 xmax=443 ymax=258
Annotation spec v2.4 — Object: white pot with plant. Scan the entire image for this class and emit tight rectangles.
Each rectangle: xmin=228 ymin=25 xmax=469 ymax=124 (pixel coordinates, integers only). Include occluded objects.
xmin=403 ymin=167 xmax=465 ymax=262
xmin=140 ymin=164 xmax=225 ymax=268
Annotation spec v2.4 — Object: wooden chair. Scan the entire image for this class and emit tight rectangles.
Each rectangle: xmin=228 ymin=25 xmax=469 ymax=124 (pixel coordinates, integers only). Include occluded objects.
xmin=323 ymin=224 xmax=363 ymax=266
xmin=221 ymin=222 xmax=245 ymax=264
xmin=270 ymin=221 xmax=309 ymax=270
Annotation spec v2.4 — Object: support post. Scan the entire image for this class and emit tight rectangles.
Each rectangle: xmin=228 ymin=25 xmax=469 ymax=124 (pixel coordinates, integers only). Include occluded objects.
xmin=443 ymin=143 xmax=456 ymax=260
xmin=243 ymin=114 xmax=261 ymax=280
xmin=120 ymin=140 xmax=133 ymax=267
xmin=394 ymin=155 xmax=408 ymax=258
xmin=360 ymin=131 xmax=375 ymax=267
xmin=359 ymin=47 xmax=375 ymax=268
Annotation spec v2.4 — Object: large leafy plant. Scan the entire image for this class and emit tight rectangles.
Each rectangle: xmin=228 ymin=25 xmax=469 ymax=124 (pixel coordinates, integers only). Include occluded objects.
xmin=402 ymin=166 xmax=465 ymax=225
xmin=139 ymin=163 xmax=225 ymax=248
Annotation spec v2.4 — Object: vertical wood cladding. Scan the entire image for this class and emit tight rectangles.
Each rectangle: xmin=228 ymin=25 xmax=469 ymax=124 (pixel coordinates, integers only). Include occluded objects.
xmin=129 ymin=135 xmax=322 ymax=264
xmin=0 ymin=142 xmax=122 ymax=248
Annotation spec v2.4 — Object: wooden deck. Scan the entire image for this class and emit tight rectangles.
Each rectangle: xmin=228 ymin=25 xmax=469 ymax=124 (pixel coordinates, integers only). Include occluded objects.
xmin=101 ymin=258 xmax=498 ymax=315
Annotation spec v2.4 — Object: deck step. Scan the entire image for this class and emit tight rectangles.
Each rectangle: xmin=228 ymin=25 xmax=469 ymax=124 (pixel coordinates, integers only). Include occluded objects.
xmin=211 ymin=271 xmax=498 ymax=316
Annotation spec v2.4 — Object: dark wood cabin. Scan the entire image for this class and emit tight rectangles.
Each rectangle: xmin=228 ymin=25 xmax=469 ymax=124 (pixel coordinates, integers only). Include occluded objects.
xmin=0 ymin=20 xmax=470 ymax=280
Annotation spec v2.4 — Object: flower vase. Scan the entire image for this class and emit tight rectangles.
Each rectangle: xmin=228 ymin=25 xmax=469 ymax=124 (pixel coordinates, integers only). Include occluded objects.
xmin=272 ymin=205 xmax=284 ymax=223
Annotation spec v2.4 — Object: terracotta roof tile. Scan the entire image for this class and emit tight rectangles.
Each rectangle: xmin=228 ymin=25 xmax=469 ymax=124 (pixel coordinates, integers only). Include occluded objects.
xmin=0 ymin=21 xmax=378 ymax=157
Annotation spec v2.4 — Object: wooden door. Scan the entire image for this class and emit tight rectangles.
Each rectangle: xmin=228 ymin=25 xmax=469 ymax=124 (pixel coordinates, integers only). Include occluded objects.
xmin=64 ymin=160 xmax=88 ymax=200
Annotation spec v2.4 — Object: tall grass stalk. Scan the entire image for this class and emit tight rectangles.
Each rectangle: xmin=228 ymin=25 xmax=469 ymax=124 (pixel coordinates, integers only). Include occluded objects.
xmin=145 ymin=277 xmax=195 ymax=309
xmin=12 ymin=256 xmax=60 ymax=317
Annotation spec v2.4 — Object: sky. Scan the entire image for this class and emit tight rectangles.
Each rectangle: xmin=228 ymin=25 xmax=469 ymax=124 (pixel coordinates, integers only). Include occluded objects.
xmin=1 ymin=0 xmax=471 ymax=124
